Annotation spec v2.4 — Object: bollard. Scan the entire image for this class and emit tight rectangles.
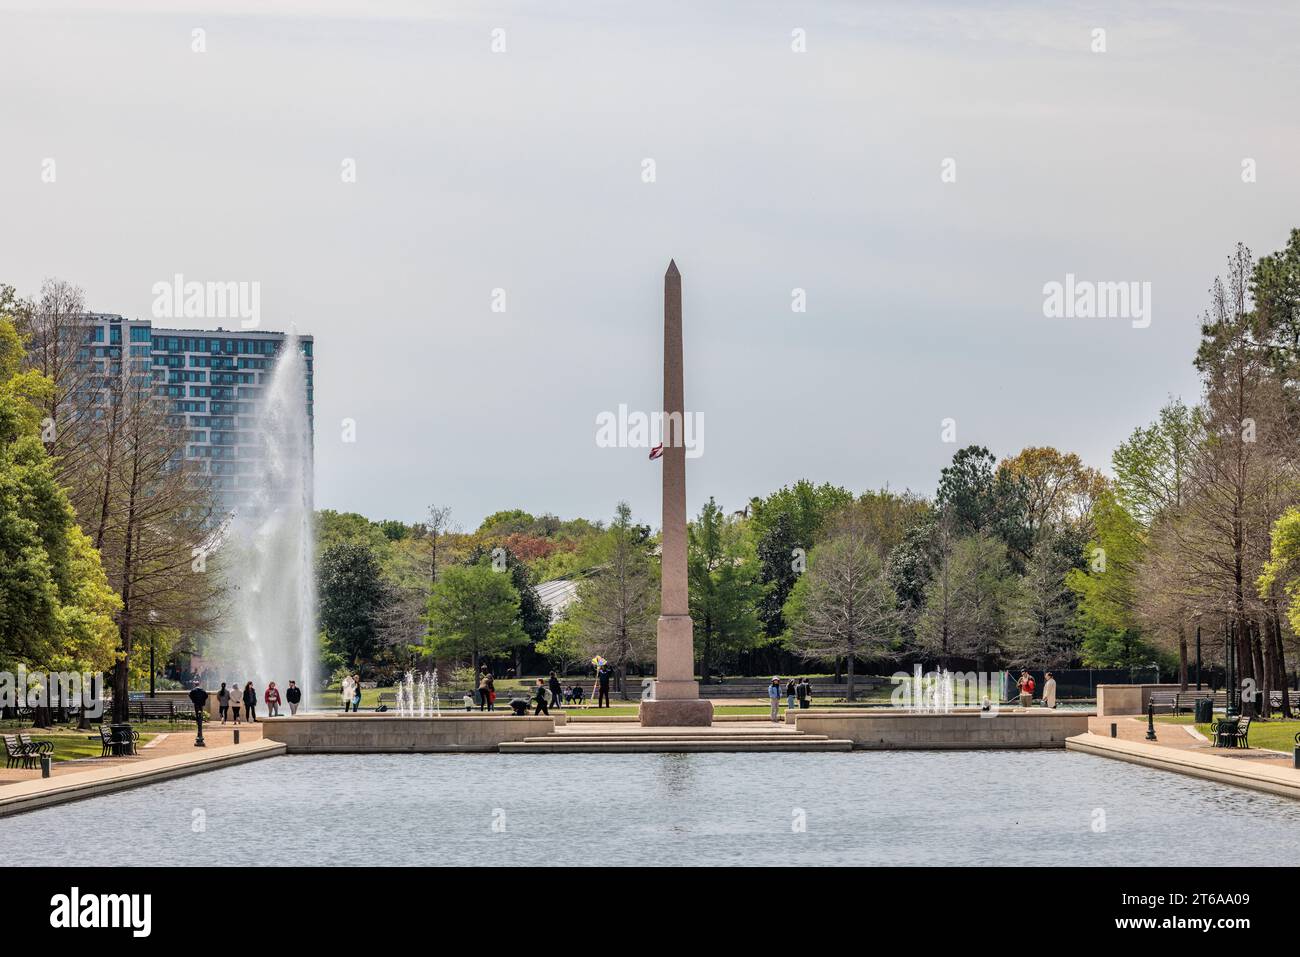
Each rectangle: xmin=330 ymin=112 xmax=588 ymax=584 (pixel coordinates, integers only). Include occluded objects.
xmin=1146 ymin=702 xmax=1157 ymax=741
xmin=233 ymin=729 xmax=240 ymax=745
xmin=41 ymin=754 xmax=51 ymax=778
xmin=1110 ymin=722 xmax=1117 ymax=738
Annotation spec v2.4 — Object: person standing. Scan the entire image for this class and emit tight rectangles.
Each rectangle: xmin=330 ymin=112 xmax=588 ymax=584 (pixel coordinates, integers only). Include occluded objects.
xmin=768 ymin=677 xmax=782 ymax=723
xmin=264 ymin=682 xmax=282 ymax=718
xmin=243 ymin=681 xmax=258 ymax=721
xmin=786 ymin=678 xmax=797 ymax=711
xmin=1016 ymin=671 xmax=1031 ymax=708
xmin=350 ymin=674 xmax=362 ymax=713
xmin=341 ymin=673 xmax=356 ymax=712
xmin=478 ymin=670 xmax=494 ymax=712
xmin=548 ymin=671 xmax=564 ymax=709
xmin=230 ymin=684 xmax=242 ymax=724
xmin=1043 ymin=672 xmax=1058 ymax=709
xmin=285 ymin=681 xmax=302 ymax=716
xmin=597 ymin=665 xmax=611 ymax=708
xmin=533 ymin=678 xmax=550 ymax=716
xmin=797 ymin=677 xmax=812 ymax=709
xmin=217 ymin=682 xmax=231 ymax=724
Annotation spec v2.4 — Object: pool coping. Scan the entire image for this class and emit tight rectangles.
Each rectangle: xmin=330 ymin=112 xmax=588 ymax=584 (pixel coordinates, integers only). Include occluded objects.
xmin=0 ymin=738 xmax=286 ymax=817
xmin=1066 ymin=732 xmax=1300 ymax=800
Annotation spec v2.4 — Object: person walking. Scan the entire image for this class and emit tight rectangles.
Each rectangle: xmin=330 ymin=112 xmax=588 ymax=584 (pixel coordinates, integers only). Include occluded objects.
xmin=786 ymin=678 xmax=797 ymax=711
xmin=264 ymin=682 xmax=282 ymax=718
xmin=548 ymin=671 xmax=564 ymax=709
xmin=597 ymin=665 xmax=611 ymax=708
xmin=797 ymin=677 xmax=812 ymax=709
xmin=243 ymin=681 xmax=258 ymax=721
xmin=285 ymin=680 xmax=302 ymax=716
xmin=217 ymin=682 xmax=231 ymax=724
xmin=341 ymin=673 xmax=356 ymax=712
xmin=768 ymin=677 xmax=782 ymax=723
xmin=230 ymin=683 xmax=242 ymax=724
xmin=533 ymin=678 xmax=550 ymax=716
xmin=1043 ymin=672 xmax=1058 ymax=709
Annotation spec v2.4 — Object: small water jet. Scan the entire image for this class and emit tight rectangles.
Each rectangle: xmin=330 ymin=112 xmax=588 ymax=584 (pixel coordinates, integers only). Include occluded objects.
xmin=395 ymin=670 xmax=440 ymax=717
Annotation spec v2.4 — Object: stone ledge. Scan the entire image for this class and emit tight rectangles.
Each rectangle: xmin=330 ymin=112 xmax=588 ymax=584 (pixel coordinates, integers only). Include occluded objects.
xmin=1066 ymin=733 xmax=1300 ymax=799
xmin=0 ymin=738 xmax=285 ymax=818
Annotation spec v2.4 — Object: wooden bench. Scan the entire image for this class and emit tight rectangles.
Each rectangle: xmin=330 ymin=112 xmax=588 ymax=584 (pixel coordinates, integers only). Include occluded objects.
xmin=1171 ymin=691 xmax=1227 ymax=714
xmin=1211 ymin=715 xmax=1251 ymax=748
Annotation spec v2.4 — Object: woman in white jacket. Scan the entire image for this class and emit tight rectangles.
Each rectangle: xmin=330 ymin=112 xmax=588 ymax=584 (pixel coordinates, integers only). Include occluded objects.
xmin=341 ymin=674 xmax=356 ymax=713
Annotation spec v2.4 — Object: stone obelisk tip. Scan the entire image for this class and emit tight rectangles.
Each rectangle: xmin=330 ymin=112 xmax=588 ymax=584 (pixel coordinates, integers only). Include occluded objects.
xmin=666 ymin=259 xmax=680 ymax=278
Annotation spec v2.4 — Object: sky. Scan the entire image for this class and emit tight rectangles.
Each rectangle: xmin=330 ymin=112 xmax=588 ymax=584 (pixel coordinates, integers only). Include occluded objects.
xmin=2 ymin=0 xmax=1297 ymax=531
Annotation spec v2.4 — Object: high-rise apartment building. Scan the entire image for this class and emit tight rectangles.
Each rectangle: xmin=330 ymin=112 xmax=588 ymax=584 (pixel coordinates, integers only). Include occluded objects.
xmin=81 ymin=314 xmax=314 ymax=506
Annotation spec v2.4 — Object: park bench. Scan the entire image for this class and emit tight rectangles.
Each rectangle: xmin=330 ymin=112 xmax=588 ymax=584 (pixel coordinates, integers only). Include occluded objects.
xmin=131 ymin=699 xmax=176 ymax=723
xmin=3 ymin=734 xmax=39 ymax=769
xmin=1172 ymin=691 xmax=1227 ymax=714
xmin=91 ymin=724 xmax=139 ymax=757
xmin=1211 ymin=715 xmax=1251 ymax=749
xmin=17 ymin=733 xmax=53 ymax=760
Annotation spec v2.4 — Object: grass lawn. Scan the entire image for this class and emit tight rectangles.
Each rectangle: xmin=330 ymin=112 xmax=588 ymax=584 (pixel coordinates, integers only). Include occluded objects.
xmin=1156 ymin=714 xmax=1300 ymax=753
xmin=21 ymin=732 xmax=156 ymax=761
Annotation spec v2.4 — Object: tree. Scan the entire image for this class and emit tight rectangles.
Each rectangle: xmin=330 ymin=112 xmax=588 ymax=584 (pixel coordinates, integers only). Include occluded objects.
xmin=1000 ymin=447 xmax=1106 ymax=539
xmin=936 ymin=446 xmax=1032 ymax=563
xmin=1007 ymin=538 xmax=1078 ymax=667
xmin=688 ymin=497 xmax=761 ymax=681
xmin=916 ymin=530 xmax=1012 ymax=669
xmin=0 ymin=317 xmax=120 ymax=679
xmin=784 ymin=529 xmax=899 ymax=701
xmin=318 ymin=542 xmax=391 ymax=669
xmin=755 ymin=511 xmax=801 ymax=639
xmin=536 ymin=616 xmax=583 ymax=675
xmin=425 ymin=563 xmax=527 ymax=674
xmin=569 ymin=502 xmax=657 ymax=697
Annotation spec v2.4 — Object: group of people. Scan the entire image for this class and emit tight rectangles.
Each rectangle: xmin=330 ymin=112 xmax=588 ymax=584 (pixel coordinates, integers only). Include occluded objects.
xmin=461 ymin=666 xmax=614 ymax=715
xmin=768 ymin=676 xmax=814 ymax=721
xmin=1016 ymin=670 xmax=1058 ymax=709
xmin=215 ymin=679 xmax=302 ymax=723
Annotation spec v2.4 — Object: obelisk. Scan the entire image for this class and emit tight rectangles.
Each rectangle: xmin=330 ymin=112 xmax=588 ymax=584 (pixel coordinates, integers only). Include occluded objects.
xmin=640 ymin=260 xmax=714 ymax=727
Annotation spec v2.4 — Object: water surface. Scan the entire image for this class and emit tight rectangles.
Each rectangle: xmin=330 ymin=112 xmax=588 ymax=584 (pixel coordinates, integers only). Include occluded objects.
xmin=6 ymin=751 xmax=1296 ymax=866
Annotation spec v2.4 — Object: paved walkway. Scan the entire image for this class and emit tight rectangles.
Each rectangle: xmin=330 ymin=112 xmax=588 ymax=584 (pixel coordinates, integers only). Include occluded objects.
xmin=1086 ymin=715 xmax=1291 ymax=767
xmin=0 ymin=722 xmax=264 ymax=786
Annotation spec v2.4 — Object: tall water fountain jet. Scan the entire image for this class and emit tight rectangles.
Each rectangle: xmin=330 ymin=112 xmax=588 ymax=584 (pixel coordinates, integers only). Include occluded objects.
xmin=212 ymin=333 xmax=317 ymax=707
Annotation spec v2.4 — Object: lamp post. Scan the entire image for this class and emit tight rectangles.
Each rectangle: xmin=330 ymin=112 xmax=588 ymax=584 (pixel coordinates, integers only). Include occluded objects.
xmin=1195 ymin=618 xmax=1202 ymax=691
xmin=1225 ymin=619 xmax=1238 ymax=719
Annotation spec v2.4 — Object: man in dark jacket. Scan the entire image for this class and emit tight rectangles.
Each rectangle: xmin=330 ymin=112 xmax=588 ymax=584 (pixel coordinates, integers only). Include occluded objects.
xmin=532 ymin=679 xmax=550 ymax=716
xmin=285 ymin=680 xmax=302 ymax=716
xmin=548 ymin=672 xmax=563 ymax=709
xmin=597 ymin=666 xmax=611 ymax=708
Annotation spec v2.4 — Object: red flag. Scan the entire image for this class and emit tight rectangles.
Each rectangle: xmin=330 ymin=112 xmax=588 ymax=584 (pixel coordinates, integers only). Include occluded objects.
xmin=649 ymin=444 xmax=664 ymax=460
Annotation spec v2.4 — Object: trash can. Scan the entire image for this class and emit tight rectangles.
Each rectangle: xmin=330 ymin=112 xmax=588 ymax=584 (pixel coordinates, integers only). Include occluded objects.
xmin=1195 ymin=697 xmax=1214 ymax=723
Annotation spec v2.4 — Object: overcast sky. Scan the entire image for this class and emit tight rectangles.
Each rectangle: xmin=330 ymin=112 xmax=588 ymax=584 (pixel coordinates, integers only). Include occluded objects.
xmin=2 ymin=0 xmax=1297 ymax=531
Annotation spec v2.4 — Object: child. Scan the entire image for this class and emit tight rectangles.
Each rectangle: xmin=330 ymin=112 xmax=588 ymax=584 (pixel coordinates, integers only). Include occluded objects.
xmin=463 ymin=690 xmax=474 ymax=711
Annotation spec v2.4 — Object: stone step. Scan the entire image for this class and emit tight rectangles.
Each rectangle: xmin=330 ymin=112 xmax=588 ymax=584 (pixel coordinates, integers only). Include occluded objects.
xmin=498 ymin=738 xmax=853 ymax=753
xmin=528 ymin=733 xmax=833 ymax=743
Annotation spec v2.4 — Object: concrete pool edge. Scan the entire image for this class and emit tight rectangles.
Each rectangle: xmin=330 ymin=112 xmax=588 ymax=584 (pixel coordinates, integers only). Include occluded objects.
xmin=0 ymin=738 xmax=286 ymax=818
xmin=1066 ymin=733 xmax=1300 ymax=800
